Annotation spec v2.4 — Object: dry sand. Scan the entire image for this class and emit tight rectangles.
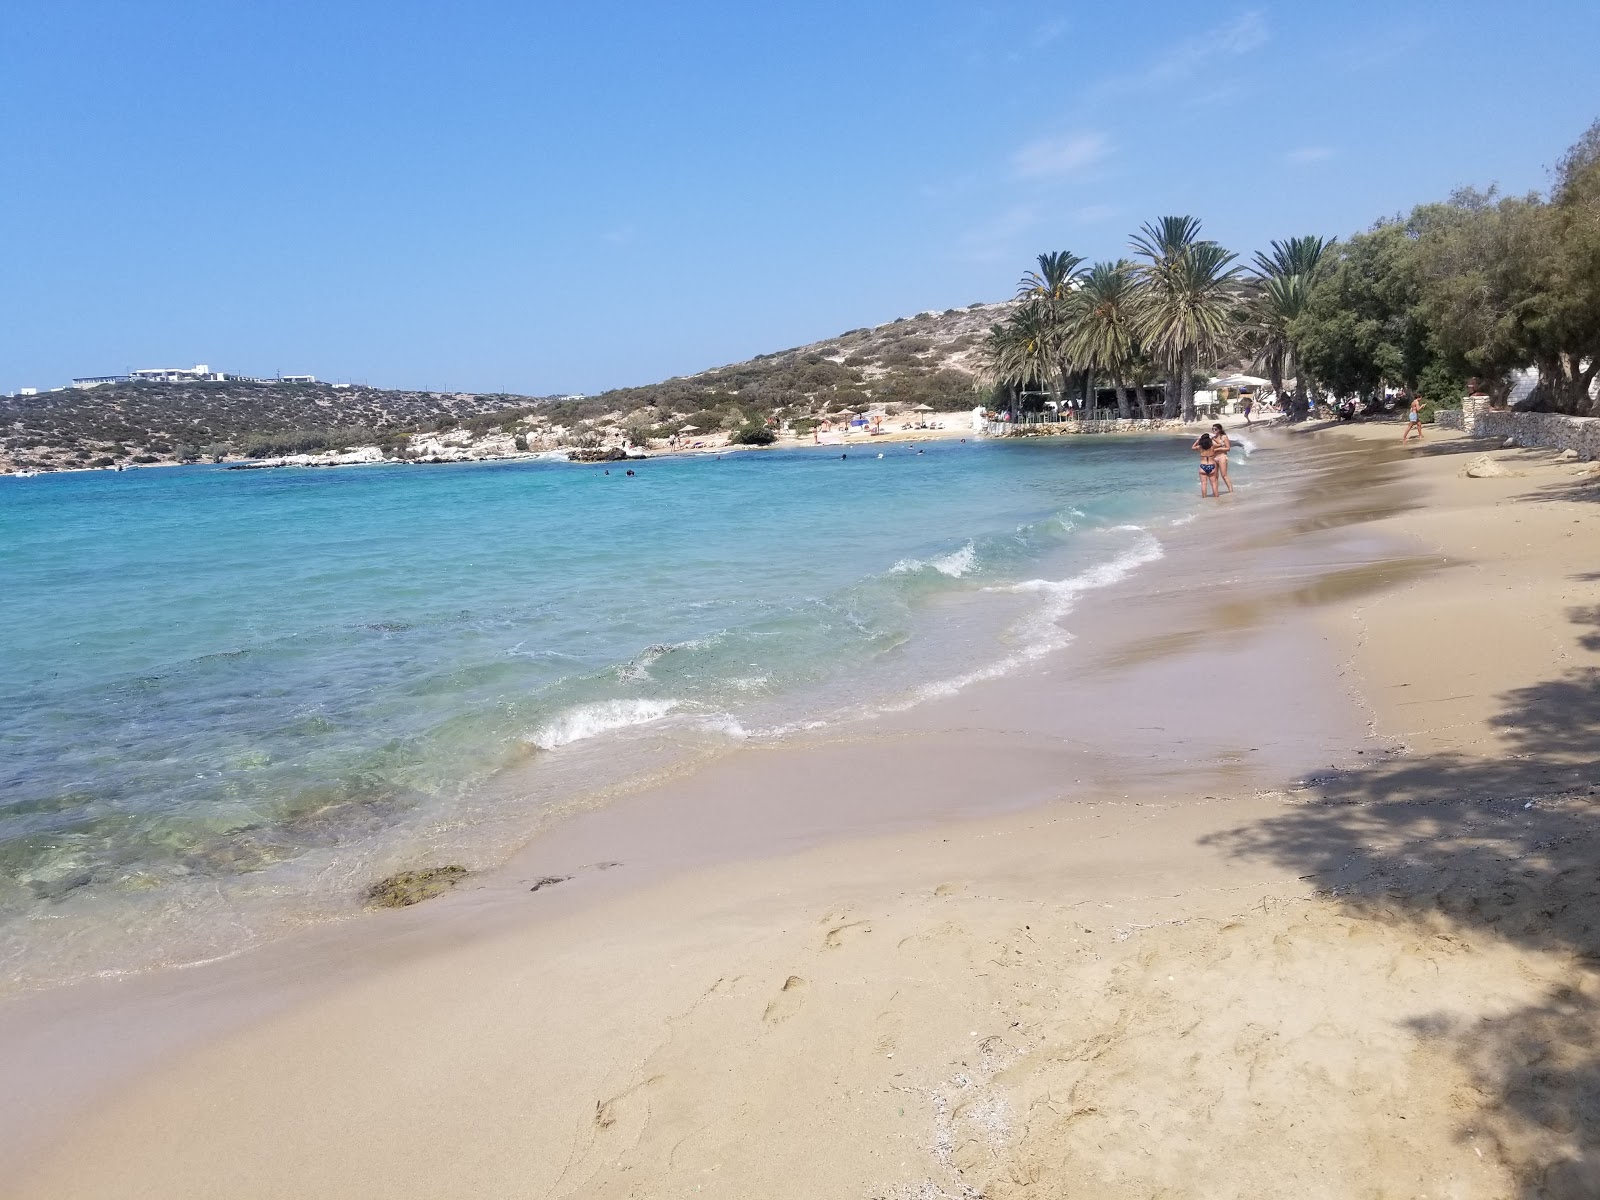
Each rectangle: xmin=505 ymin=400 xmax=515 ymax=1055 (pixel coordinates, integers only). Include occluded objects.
xmin=5 ymin=421 xmax=1599 ymax=1199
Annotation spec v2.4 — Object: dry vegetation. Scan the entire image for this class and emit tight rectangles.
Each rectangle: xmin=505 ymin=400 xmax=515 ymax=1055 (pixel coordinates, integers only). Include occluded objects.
xmin=2 ymin=303 xmax=1009 ymax=472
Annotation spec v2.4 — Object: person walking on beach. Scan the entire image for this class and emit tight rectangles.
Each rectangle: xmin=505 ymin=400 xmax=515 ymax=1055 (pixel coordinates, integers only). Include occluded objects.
xmin=1242 ymin=395 xmax=1254 ymax=425
xmin=1193 ymin=433 xmax=1220 ymax=498
xmin=1401 ymin=396 xmax=1423 ymax=443
xmin=1209 ymin=423 xmax=1234 ymax=494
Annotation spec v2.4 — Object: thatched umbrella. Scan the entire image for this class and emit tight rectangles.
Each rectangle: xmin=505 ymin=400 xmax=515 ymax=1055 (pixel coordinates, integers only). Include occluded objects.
xmin=914 ymin=404 xmax=936 ymax=413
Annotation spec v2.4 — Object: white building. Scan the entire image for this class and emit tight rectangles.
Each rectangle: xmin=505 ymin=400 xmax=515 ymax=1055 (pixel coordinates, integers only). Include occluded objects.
xmin=281 ymin=374 xmax=317 ymax=384
xmin=129 ymin=364 xmax=224 ymax=383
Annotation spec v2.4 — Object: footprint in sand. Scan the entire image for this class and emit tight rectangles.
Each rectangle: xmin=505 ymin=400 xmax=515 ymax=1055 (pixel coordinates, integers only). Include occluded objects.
xmin=762 ymin=975 xmax=807 ymax=1024
xmin=823 ymin=920 xmax=872 ymax=949
xmin=593 ymin=1075 xmax=663 ymax=1133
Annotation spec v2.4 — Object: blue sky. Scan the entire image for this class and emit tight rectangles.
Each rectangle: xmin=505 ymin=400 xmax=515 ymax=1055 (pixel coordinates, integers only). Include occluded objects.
xmin=3 ymin=1 xmax=1597 ymax=396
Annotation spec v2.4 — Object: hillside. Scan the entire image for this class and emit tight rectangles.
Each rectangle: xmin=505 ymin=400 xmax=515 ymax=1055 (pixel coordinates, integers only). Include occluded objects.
xmin=1 ymin=302 xmax=1011 ymax=472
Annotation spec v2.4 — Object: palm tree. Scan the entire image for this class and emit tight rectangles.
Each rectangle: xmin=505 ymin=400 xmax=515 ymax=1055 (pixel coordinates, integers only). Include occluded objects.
xmin=981 ymin=303 xmax=1055 ymax=417
xmin=1253 ymin=235 xmax=1332 ymax=283
xmin=1243 ymin=272 xmax=1305 ymax=415
xmin=1247 ymin=236 xmax=1333 ymax=419
xmin=1068 ymin=260 xmax=1140 ymax=418
xmin=1015 ymin=251 xmax=1086 ymax=409
xmin=1017 ymin=250 xmax=1086 ymax=304
xmin=1130 ymin=217 xmax=1241 ymax=421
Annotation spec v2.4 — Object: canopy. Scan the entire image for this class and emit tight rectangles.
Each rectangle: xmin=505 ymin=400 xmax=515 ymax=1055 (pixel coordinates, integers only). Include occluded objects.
xmin=913 ymin=404 xmax=936 ymax=412
xmin=1211 ymin=373 xmax=1271 ymax=389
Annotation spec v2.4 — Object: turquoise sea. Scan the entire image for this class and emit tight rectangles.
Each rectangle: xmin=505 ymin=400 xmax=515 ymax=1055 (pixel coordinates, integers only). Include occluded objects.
xmin=0 ymin=437 xmax=1215 ymax=986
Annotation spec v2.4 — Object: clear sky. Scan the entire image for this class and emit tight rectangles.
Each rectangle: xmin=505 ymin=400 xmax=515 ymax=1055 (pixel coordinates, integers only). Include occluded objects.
xmin=4 ymin=1 xmax=1597 ymax=396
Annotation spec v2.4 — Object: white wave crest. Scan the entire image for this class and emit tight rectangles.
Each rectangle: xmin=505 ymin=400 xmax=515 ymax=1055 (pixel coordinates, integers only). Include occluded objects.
xmin=886 ymin=534 xmax=1167 ymax=708
xmin=696 ymin=714 xmax=750 ymax=739
xmin=616 ymin=635 xmax=720 ymax=682
xmin=528 ymin=698 xmax=680 ymax=750
xmin=891 ymin=541 xmax=978 ymax=579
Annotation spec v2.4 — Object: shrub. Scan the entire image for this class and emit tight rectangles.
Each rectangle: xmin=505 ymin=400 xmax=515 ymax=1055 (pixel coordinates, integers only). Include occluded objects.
xmin=240 ymin=426 xmax=378 ymax=458
xmin=513 ymin=434 xmax=529 ymax=452
xmin=89 ymin=456 xmax=115 ymax=468
xmin=729 ymin=424 xmax=776 ymax=446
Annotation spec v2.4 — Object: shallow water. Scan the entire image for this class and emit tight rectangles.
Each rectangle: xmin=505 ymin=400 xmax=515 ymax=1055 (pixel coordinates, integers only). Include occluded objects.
xmin=0 ymin=437 xmax=1213 ymax=986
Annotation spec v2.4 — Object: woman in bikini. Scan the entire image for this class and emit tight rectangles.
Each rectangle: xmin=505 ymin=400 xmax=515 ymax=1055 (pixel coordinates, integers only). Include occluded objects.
xmin=1401 ymin=396 xmax=1423 ymax=442
xmin=1193 ymin=433 xmax=1220 ymax=497
xmin=1209 ymin=423 xmax=1234 ymax=494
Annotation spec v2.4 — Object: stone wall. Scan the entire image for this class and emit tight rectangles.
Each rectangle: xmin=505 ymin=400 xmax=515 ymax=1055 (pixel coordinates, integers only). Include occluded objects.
xmin=1452 ymin=398 xmax=1600 ymax=459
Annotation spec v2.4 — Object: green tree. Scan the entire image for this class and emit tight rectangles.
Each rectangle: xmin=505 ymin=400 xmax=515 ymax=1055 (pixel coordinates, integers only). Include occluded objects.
xmin=1130 ymin=217 xmax=1241 ymax=420
xmin=1292 ymin=222 xmax=1432 ymax=405
xmin=1068 ymin=260 xmax=1140 ymax=418
xmin=1408 ymin=189 xmax=1551 ymax=404
xmin=1016 ymin=251 xmax=1087 ymax=408
xmin=1407 ymin=122 xmax=1600 ymax=415
xmin=981 ymin=302 xmax=1057 ymax=416
xmin=1244 ymin=236 xmax=1332 ymax=419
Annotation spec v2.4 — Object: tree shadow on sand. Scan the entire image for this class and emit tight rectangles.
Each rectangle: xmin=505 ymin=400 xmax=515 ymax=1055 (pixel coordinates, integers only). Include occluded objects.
xmin=1209 ymin=603 xmax=1600 ymax=1198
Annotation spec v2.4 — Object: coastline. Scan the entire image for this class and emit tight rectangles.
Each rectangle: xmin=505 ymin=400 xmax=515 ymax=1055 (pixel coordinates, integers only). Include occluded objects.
xmin=6 ymin=421 xmax=1598 ymax=1197
xmin=1 ymin=410 xmax=1231 ymax=476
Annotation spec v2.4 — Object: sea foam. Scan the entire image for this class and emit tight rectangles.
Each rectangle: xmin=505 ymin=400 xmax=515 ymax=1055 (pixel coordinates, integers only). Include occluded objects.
xmin=891 ymin=540 xmax=979 ymax=579
xmin=528 ymin=698 xmax=680 ymax=750
xmin=891 ymin=533 xmax=1167 ymax=707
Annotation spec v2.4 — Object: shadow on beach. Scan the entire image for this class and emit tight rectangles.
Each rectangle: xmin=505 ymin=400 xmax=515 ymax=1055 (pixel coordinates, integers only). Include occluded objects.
xmin=1210 ymin=602 xmax=1600 ymax=1198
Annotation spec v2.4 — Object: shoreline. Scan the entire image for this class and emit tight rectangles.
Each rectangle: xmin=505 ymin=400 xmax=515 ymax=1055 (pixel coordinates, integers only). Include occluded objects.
xmin=0 ymin=428 xmax=1363 ymax=1165
xmin=0 ymin=411 xmax=1258 ymax=476
xmin=0 ymin=434 xmax=1202 ymax=999
xmin=6 ymin=424 xmax=1598 ymax=1196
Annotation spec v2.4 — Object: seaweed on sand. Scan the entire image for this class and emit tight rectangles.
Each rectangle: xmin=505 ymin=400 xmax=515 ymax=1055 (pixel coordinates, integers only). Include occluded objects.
xmin=365 ymin=865 xmax=469 ymax=908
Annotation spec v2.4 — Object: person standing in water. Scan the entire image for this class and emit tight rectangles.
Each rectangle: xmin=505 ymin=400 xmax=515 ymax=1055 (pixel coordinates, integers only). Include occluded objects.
xmin=1401 ymin=396 xmax=1424 ymax=442
xmin=1193 ymin=433 xmax=1220 ymax=498
xmin=1209 ymin=423 xmax=1234 ymax=494
xmin=1242 ymin=395 xmax=1254 ymax=425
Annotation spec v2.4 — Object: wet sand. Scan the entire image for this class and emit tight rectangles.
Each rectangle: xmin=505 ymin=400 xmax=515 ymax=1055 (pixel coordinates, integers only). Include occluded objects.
xmin=5 ymin=421 xmax=1598 ymax=1198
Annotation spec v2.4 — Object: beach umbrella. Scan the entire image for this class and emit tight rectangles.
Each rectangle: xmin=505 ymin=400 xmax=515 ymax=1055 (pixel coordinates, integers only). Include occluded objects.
xmin=914 ymin=404 xmax=936 ymax=412
xmin=1211 ymin=373 xmax=1270 ymax=389
xmin=678 ymin=424 xmax=699 ymax=432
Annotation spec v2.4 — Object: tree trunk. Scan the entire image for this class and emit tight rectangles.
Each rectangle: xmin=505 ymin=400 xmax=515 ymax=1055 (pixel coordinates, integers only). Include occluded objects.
xmin=1180 ymin=349 xmax=1197 ymax=423
xmin=1115 ymin=382 xmax=1131 ymax=419
xmin=1083 ymin=371 xmax=1095 ymax=421
xmin=1134 ymin=385 xmax=1151 ymax=418
xmin=1163 ymin=361 xmax=1181 ymax=420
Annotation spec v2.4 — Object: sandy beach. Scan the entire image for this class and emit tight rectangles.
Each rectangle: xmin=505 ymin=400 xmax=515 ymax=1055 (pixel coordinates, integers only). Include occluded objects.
xmin=5 ymin=421 xmax=1599 ymax=1199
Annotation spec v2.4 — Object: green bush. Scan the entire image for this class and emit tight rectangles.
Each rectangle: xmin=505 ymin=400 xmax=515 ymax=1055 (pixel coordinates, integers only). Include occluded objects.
xmin=729 ymin=424 xmax=776 ymax=445
xmin=240 ymin=426 xmax=378 ymax=458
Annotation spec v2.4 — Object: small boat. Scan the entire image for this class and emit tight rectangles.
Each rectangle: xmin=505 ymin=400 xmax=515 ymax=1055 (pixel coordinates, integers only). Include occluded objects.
xmin=11 ymin=470 xmax=40 ymax=478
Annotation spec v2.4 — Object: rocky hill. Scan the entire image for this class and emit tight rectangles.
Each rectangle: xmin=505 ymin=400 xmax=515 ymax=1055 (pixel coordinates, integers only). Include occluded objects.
xmin=2 ymin=302 xmax=1011 ymax=472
